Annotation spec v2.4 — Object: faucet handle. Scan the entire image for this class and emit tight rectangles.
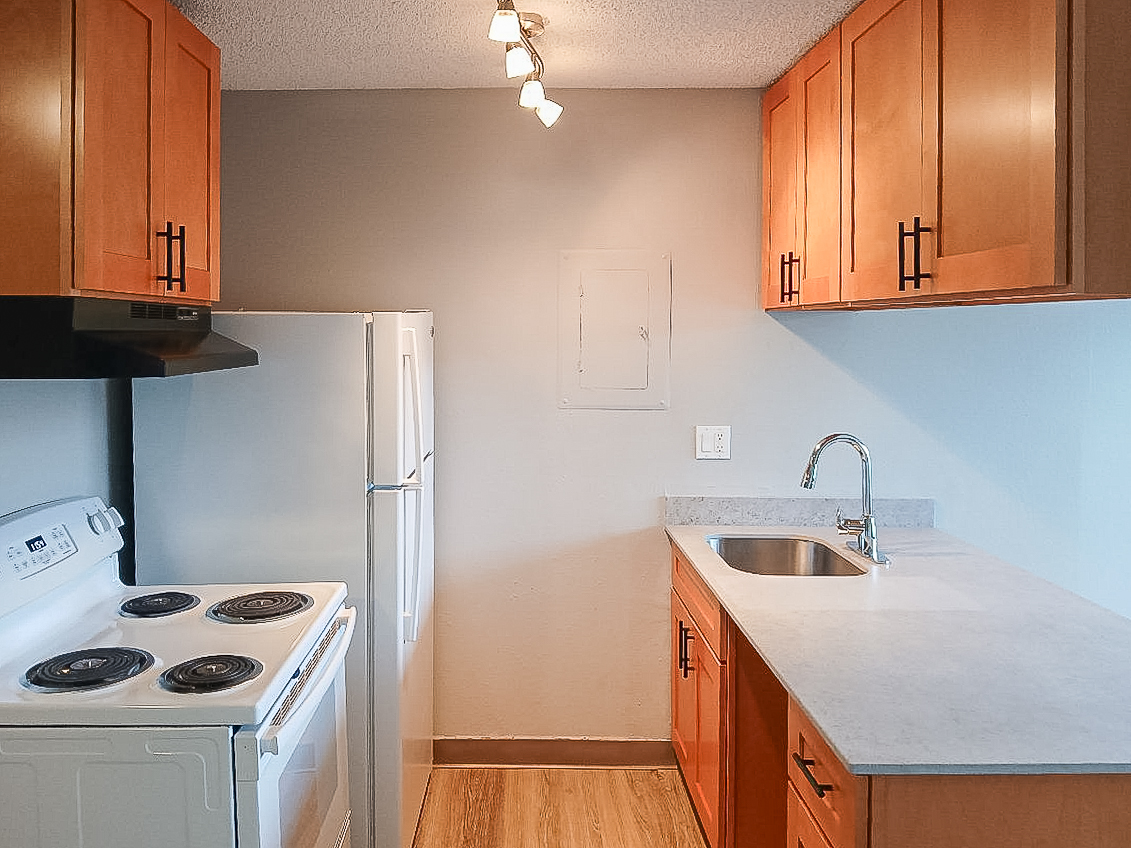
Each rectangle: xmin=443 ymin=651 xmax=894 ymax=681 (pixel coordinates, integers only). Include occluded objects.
xmin=835 ymin=507 xmax=865 ymax=534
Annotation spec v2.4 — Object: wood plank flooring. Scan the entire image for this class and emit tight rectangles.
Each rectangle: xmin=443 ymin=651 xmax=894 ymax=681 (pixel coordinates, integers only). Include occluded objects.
xmin=412 ymin=767 xmax=708 ymax=848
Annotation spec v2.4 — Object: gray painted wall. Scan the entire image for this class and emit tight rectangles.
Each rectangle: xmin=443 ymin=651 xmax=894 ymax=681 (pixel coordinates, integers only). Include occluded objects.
xmin=204 ymin=87 xmax=1131 ymax=741
xmin=0 ymin=381 xmax=111 ymax=516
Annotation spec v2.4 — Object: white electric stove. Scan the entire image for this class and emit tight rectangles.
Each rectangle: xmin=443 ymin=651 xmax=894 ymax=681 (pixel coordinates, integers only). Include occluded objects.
xmin=0 ymin=496 xmax=356 ymax=848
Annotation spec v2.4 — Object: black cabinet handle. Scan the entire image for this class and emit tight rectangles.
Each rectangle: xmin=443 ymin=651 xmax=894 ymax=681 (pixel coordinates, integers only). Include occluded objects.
xmin=778 ymin=252 xmax=802 ymax=303
xmin=898 ymin=217 xmax=932 ymax=292
xmin=156 ymin=222 xmax=187 ymax=293
xmin=792 ymin=751 xmax=834 ymax=798
xmin=677 ymin=621 xmax=693 ymax=678
xmin=175 ymin=224 xmax=186 ymax=292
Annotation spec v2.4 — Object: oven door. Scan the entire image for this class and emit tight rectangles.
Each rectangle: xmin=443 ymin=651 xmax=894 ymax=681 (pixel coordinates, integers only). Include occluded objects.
xmin=233 ymin=606 xmax=356 ymax=848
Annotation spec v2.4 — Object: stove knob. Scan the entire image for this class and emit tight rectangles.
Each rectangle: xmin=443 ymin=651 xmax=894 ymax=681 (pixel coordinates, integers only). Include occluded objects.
xmin=88 ymin=507 xmax=125 ymax=535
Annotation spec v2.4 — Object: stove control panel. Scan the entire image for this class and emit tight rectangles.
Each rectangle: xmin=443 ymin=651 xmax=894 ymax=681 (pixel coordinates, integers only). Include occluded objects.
xmin=6 ymin=522 xmax=77 ymax=580
xmin=0 ymin=497 xmax=124 ymax=619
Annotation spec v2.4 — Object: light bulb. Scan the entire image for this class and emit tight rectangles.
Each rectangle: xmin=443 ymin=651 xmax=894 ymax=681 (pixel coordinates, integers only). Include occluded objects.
xmin=505 ymin=44 xmax=535 ymax=78
xmin=488 ymin=8 xmax=522 ymax=42
xmin=536 ymin=98 xmax=563 ymax=128
xmin=519 ymin=79 xmax=546 ymax=108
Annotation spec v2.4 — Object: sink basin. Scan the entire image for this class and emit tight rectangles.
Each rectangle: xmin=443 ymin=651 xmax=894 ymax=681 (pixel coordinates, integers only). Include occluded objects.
xmin=705 ymin=535 xmax=867 ymax=576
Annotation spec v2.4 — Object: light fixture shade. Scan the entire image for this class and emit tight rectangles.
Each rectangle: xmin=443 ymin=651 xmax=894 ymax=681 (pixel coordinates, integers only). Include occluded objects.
xmin=505 ymin=44 xmax=535 ymax=78
xmin=519 ymin=79 xmax=546 ymax=108
xmin=488 ymin=8 xmax=522 ymax=42
xmin=536 ymin=98 xmax=563 ymax=128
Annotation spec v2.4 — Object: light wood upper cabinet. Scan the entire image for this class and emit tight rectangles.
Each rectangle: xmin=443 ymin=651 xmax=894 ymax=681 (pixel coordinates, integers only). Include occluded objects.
xmin=839 ymin=0 xmax=931 ymax=302
xmin=1 ymin=0 xmax=219 ymax=304
xmin=162 ymin=5 xmax=221 ymax=301
xmin=925 ymin=0 xmax=1061 ymax=298
xmin=769 ymin=0 xmax=1129 ymax=308
xmin=762 ymin=30 xmax=841 ymax=308
xmin=761 ymin=77 xmax=797 ymax=308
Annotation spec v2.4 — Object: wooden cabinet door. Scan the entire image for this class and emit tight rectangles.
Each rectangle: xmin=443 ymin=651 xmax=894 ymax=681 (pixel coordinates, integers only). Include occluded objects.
xmin=672 ymin=585 xmax=726 ymax=848
xmin=927 ymin=0 xmax=1062 ymax=296
xmin=163 ymin=4 xmax=220 ymax=302
xmin=840 ymin=0 xmax=931 ymax=302
xmin=793 ymin=30 xmax=841 ymax=306
xmin=692 ymin=633 xmax=725 ymax=848
xmin=671 ymin=592 xmax=698 ymax=775
xmin=75 ymin=0 xmax=167 ymax=298
xmin=762 ymin=74 xmax=798 ymax=309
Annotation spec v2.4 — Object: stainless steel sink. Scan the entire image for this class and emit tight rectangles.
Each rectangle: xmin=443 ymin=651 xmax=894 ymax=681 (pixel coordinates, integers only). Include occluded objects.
xmin=705 ymin=535 xmax=867 ymax=576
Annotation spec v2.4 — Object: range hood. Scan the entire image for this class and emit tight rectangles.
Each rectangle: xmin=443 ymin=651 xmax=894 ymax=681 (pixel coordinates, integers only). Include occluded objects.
xmin=0 ymin=297 xmax=258 ymax=379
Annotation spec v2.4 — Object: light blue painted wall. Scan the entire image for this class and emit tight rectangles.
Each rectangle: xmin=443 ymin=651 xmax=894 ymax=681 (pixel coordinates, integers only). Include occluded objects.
xmin=774 ymin=301 xmax=1131 ymax=616
xmin=0 ymin=381 xmax=111 ymax=516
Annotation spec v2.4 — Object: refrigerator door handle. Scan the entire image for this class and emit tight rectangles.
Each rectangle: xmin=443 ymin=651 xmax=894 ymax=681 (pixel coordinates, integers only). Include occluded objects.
xmin=403 ymin=327 xmax=426 ymax=486
xmin=367 ymin=482 xmax=422 ymax=493
xmin=403 ymin=485 xmax=425 ymax=643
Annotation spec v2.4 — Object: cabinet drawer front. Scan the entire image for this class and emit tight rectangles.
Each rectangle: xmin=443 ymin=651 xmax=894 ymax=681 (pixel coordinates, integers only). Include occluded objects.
xmin=672 ymin=547 xmax=726 ymax=659
xmin=788 ymin=782 xmax=835 ymax=848
xmin=788 ymin=701 xmax=866 ymax=848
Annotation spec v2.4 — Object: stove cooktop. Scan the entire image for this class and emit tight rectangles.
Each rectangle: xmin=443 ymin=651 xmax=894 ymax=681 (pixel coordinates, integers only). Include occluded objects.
xmin=0 ymin=495 xmax=349 ymax=728
xmin=0 ymin=578 xmax=348 ymax=727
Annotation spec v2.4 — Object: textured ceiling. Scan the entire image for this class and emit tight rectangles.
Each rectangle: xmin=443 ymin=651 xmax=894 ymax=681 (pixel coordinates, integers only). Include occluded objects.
xmin=171 ymin=0 xmax=861 ymax=91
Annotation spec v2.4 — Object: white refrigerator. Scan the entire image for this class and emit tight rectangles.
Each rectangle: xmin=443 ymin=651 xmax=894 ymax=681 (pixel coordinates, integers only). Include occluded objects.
xmin=131 ymin=311 xmax=434 ymax=848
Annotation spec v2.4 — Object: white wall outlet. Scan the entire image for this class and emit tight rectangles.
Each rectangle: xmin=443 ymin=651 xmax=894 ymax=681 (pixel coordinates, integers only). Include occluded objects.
xmin=695 ymin=425 xmax=731 ymax=460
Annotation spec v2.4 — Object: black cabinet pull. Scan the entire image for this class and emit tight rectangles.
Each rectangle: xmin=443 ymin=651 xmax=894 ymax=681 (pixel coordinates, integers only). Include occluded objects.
xmin=175 ymin=224 xmax=186 ymax=292
xmin=898 ymin=216 xmax=932 ymax=292
xmin=778 ymin=252 xmax=802 ymax=304
xmin=792 ymin=751 xmax=834 ymax=798
xmin=786 ymin=251 xmax=801 ymax=302
xmin=156 ymin=222 xmax=187 ymax=293
xmin=677 ymin=621 xmax=693 ymax=678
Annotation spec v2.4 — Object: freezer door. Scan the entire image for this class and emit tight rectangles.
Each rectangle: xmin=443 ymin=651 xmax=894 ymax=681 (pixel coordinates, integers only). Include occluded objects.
xmin=368 ymin=311 xmax=434 ymax=488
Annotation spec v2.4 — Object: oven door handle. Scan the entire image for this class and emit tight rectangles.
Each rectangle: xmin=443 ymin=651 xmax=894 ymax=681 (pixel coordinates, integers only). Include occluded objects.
xmin=257 ymin=607 xmax=356 ymax=758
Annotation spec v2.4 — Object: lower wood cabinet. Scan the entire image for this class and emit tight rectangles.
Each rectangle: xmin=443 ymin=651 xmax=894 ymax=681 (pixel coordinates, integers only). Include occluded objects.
xmin=671 ymin=549 xmax=727 ymax=848
xmin=786 ymin=701 xmax=867 ymax=848
xmin=726 ymin=618 xmax=786 ymax=848
xmin=786 ymin=783 xmax=833 ymax=848
xmin=669 ymin=540 xmax=1131 ymax=848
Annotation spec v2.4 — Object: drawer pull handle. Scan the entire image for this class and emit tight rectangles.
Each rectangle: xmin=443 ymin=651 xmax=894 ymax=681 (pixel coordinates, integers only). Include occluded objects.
xmin=792 ymin=751 xmax=833 ymax=798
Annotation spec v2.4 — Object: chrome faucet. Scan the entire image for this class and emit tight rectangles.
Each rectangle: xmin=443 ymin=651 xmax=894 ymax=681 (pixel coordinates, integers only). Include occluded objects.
xmin=800 ymin=433 xmax=889 ymax=565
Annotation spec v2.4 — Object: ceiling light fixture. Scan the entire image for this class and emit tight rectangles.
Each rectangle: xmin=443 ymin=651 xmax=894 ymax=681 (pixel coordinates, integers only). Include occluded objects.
xmin=487 ymin=0 xmax=522 ymax=42
xmin=488 ymin=3 xmax=563 ymax=128
xmin=504 ymin=42 xmax=535 ymax=78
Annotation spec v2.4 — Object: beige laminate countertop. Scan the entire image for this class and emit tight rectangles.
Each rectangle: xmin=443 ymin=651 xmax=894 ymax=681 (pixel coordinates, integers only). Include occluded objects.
xmin=666 ymin=524 xmax=1131 ymax=775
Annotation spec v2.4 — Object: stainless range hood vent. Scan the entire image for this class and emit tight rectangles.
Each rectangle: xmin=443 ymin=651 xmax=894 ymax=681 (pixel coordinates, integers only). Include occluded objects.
xmin=0 ymin=297 xmax=259 ymax=379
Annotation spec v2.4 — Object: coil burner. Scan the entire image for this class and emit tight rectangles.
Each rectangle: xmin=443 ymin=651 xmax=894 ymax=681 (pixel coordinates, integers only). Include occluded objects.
xmin=206 ymin=590 xmax=314 ymax=624
xmin=160 ymin=654 xmax=265 ymax=694
xmin=24 ymin=647 xmax=155 ymax=692
xmin=120 ymin=591 xmax=201 ymax=618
